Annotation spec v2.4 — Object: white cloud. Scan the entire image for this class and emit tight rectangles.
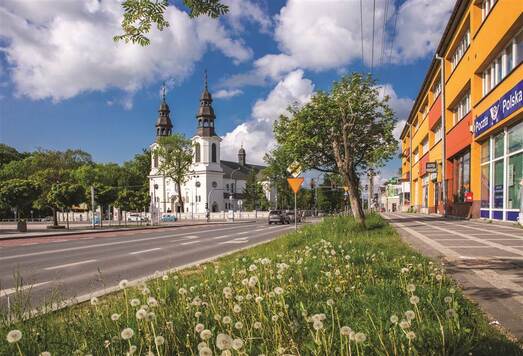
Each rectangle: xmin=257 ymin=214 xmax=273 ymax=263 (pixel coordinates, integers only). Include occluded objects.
xmin=223 ymin=0 xmax=271 ymax=33
xmin=214 ymin=89 xmax=243 ymax=99
xmin=221 ymin=70 xmax=314 ymax=164
xmin=376 ymin=84 xmax=413 ymax=140
xmin=0 ymin=0 xmax=253 ymax=102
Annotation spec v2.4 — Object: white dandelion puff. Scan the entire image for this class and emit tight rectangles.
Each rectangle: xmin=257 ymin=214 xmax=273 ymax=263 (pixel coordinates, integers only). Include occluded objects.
xmin=6 ymin=330 xmax=22 ymax=343
xmin=121 ymin=328 xmax=134 ymax=340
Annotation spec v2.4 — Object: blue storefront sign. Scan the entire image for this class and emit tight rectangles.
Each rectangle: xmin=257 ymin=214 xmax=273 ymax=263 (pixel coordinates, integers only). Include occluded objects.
xmin=474 ymin=80 xmax=523 ymax=137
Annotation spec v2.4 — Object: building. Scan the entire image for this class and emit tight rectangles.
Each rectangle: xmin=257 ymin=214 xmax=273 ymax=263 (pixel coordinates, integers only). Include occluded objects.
xmin=378 ymin=177 xmax=403 ymax=213
xmin=149 ymin=73 xmax=273 ymax=217
xmin=400 ymin=0 xmax=523 ymax=221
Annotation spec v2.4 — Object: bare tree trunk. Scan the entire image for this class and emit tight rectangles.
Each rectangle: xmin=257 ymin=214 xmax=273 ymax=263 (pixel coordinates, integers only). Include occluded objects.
xmin=176 ymin=181 xmax=184 ymax=214
xmin=52 ymin=207 xmax=58 ymax=227
xmin=344 ymin=173 xmax=366 ymax=226
xmin=368 ymin=171 xmax=374 ymax=211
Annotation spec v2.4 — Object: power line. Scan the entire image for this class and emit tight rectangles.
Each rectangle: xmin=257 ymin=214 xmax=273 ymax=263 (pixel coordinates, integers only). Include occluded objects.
xmin=387 ymin=3 xmax=399 ymax=65
xmin=360 ymin=0 xmax=364 ymax=65
xmin=371 ymin=0 xmax=376 ymax=73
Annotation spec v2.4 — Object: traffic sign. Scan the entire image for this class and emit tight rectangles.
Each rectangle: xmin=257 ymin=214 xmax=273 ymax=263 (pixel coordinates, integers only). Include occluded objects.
xmin=287 ymin=177 xmax=304 ymax=193
xmin=287 ymin=161 xmax=303 ymax=178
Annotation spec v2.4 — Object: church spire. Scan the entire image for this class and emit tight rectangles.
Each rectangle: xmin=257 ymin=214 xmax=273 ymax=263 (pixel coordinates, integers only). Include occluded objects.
xmin=196 ymin=69 xmax=216 ymax=137
xmin=155 ymin=82 xmax=173 ymax=139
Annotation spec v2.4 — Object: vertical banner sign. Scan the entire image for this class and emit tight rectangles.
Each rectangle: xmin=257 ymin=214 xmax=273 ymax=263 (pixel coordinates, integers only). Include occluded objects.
xmin=287 ymin=177 xmax=304 ymax=231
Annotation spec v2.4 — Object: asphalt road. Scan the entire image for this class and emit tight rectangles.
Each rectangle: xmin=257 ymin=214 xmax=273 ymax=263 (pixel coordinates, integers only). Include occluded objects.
xmin=0 ymin=220 xmax=301 ymax=313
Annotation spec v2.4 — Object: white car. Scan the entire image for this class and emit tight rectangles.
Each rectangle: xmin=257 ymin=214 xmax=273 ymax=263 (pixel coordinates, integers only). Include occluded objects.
xmin=127 ymin=213 xmax=147 ymax=222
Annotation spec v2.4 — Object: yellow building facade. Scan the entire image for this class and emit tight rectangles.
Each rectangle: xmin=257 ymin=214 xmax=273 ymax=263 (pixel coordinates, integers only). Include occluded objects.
xmin=400 ymin=0 xmax=523 ymax=221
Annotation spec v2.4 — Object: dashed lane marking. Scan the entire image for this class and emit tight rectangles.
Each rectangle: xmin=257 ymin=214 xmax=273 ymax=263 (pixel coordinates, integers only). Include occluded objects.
xmin=129 ymin=248 xmax=162 ymax=255
xmin=44 ymin=259 xmax=97 ymax=271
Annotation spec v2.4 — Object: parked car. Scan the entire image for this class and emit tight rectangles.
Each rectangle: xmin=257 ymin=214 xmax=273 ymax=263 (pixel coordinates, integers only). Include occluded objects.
xmin=268 ymin=210 xmax=290 ymax=224
xmin=286 ymin=210 xmax=302 ymax=223
xmin=161 ymin=214 xmax=177 ymax=222
xmin=127 ymin=213 xmax=147 ymax=222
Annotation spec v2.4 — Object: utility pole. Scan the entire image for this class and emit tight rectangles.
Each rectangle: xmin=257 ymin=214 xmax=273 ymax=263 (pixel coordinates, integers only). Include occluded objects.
xmin=435 ymin=54 xmax=447 ymax=216
xmin=91 ymin=186 xmax=95 ymax=229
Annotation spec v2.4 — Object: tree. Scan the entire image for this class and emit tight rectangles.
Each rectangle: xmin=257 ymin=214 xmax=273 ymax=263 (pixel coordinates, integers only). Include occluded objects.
xmin=0 ymin=179 xmax=40 ymax=219
xmin=153 ymin=134 xmax=193 ymax=213
xmin=274 ymin=73 xmax=397 ymax=226
xmin=47 ymin=183 xmax=86 ymax=228
xmin=0 ymin=144 xmax=27 ymax=168
xmin=94 ymin=184 xmax=118 ymax=225
xmin=263 ymin=146 xmax=294 ymax=210
xmin=243 ymin=169 xmax=269 ymax=211
xmin=115 ymin=0 xmax=229 ymax=46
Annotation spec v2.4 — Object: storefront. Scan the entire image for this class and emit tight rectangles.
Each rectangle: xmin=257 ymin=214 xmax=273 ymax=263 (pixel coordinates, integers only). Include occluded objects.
xmin=475 ymin=80 xmax=523 ymax=221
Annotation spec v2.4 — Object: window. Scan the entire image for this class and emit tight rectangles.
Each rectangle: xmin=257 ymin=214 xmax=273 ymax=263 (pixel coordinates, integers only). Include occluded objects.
xmin=433 ymin=120 xmax=442 ymax=143
xmin=508 ymin=121 xmax=523 ymax=153
xmin=481 ymin=140 xmax=490 ymax=163
xmin=421 ymin=137 xmax=428 ymax=155
xmin=494 ymin=160 xmax=504 ymax=208
xmin=226 ymin=183 xmax=229 ymax=191
xmin=432 ymin=78 xmax=442 ymax=97
xmin=481 ymin=164 xmax=490 ymax=208
xmin=452 ymin=91 xmax=470 ymax=125
xmin=451 ymin=29 xmax=470 ymax=70
xmin=494 ymin=132 xmax=504 ymax=158
xmin=517 ymin=29 xmax=523 ymax=67
xmin=412 ymin=118 xmax=418 ymax=130
xmin=481 ymin=0 xmax=496 ymax=21
xmin=211 ymin=143 xmax=217 ymax=163
xmin=413 ymin=149 xmax=419 ymax=162
xmin=452 ymin=150 xmax=470 ymax=203
xmin=231 ymin=183 xmax=234 ymax=193
xmin=194 ymin=143 xmax=201 ymax=163
xmin=508 ymin=153 xmax=523 ymax=209
xmin=153 ymin=154 xmax=158 ymax=168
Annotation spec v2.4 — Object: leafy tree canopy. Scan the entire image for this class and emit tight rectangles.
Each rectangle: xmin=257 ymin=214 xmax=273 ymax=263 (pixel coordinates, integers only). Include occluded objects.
xmin=0 ymin=179 xmax=41 ymax=218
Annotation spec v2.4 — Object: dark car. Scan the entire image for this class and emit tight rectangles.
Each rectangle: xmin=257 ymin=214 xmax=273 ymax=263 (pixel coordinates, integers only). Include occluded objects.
xmin=268 ymin=210 xmax=290 ymax=225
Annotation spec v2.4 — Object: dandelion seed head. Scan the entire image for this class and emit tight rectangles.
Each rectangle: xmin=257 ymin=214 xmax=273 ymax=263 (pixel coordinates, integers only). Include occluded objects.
xmin=222 ymin=316 xmax=232 ymax=324
xmin=409 ymin=295 xmax=420 ymax=305
xmin=121 ymin=327 xmax=134 ymax=340
xmin=253 ymin=321 xmax=262 ymax=329
xmin=355 ymin=332 xmax=366 ymax=343
xmin=199 ymin=346 xmax=213 ymax=356
xmin=216 ymin=333 xmax=233 ymax=350
xmin=406 ymin=331 xmax=416 ymax=340
xmin=406 ymin=284 xmax=416 ymax=292
xmin=154 ymin=335 xmax=165 ymax=346
xmin=390 ymin=315 xmax=399 ymax=324
xmin=234 ymin=321 xmax=243 ymax=330
xmin=313 ymin=320 xmax=323 ymax=330
xmin=444 ymin=296 xmax=453 ymax=303
xmin=130 ymin=299 xmax=140 ymax=307
xmin=399 ymin=320 xmax=411 ymax=329
xmin=200 ymin=329 xmax=212 ymax=340
xmin=195 ymin=323 xmax=205 ymax=333
xmin=119 ymin=280 xmax=129 ymax=289
xmin=340 ymin=326 xmax=352 ymax=336
xmin=90 ymin=297 xmax=99 ymax=306
xmin=405 ymin=310 xmax=416 ymax=320
xmin=449 ymin=288 xmax=456 ymax=294
xmin=39 ymin=352 xmax=51 ymax=356
xmin=232 ymin=338 xmax=243 ymax=350
xmin=135 ymin=309 xmax=147 ymax=320
xmin=6 ymin=330 xmax=22 ymax=343
xmin=111 ymin=313 xmax=120 ymax=321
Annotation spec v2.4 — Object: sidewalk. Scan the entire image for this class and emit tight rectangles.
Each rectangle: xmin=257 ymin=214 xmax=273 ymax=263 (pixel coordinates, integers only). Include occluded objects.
xmin=0 ymin=219 xmax=256 ymax=240
xmin=383 ymin=212 xmax=523 ymax=341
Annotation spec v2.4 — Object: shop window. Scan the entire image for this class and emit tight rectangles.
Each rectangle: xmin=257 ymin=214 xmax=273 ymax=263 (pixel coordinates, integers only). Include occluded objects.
xmin=452 ymin=150 xmax=470 ymax=203
xmin=494 ymin=160 xmax=504 ymax=208
xmin=494 ymin=132 xmax=504 ymax=158
xmin=481 ymin=164 xmax=490 ymax=208
xmin=481 ymin=140 xmax=490 ymax=163
xmin=508 ymin=121 xmax=523 ymax=153
xmin=507 ymin=153 xmax=523 ymax=209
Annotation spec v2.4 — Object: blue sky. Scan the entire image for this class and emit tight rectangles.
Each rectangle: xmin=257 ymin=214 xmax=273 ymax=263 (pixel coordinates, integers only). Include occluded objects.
xmin=0 ymin=0 xmax=455 ymax=183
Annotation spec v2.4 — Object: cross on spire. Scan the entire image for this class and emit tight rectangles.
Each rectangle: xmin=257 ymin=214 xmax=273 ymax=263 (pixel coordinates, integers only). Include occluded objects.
xmin=161 ymin=81 xmax=166 ymax=101
xmin=204 ymin=69 xmax=208 ymax=90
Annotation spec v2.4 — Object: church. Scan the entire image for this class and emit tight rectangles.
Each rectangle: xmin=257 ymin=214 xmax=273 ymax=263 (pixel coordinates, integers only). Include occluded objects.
xmin=149 ymin=73 xmax=271 ymax=216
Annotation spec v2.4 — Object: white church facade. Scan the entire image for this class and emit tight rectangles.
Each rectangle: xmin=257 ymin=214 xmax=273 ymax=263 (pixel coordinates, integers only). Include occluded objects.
xmin=149 ymin=74 xmax=274 ymax=217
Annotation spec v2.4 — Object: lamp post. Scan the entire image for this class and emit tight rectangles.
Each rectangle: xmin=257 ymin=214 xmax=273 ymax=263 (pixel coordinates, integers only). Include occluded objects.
xmin=435 ymin=54 xmax=447 ymax=215
xmin=153 ymin=184 xmax=159 ymax=225
xmin=229 ymin=195 xmax=234 ymax=222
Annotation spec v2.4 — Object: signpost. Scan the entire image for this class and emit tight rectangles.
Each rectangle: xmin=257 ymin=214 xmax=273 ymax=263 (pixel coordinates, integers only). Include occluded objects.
xmin=425 ymin=162 xmax=438 ymax=174
xmin=287 ymin=177 xmax=304 ymax=231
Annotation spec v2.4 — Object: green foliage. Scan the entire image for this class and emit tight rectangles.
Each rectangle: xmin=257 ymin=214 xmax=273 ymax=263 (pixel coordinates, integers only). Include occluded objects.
xmin=115 ymin=189 xmax=150 ymax=212
xmin=0 ymin=179 xmax=40 ymax=218
xmin=242 ymin=169 xmax=269 ymax=211
xmin=2 ymin=216 xmax=520 ymax=355
xmin=154 ymin=134 xmax=193 ymax=211
xmin=47 ymin=183 xmax=86 ymax=211
xmin=114 ymin=0 xmax=228 ymax=46
xmin=0 ymin=144 xmax=27 ymax=168
xmin=262 ymin=146 xmax=294 ymax=209
xmin=273 ymin=73 xmax=398 ymax=225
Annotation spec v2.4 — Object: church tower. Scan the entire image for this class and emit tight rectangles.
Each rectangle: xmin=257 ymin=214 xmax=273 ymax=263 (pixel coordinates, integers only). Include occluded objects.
xmin=155 ymin=85 xmax=173 ymax=138
xmin=188 ymin=70 xmax=223 ymax=214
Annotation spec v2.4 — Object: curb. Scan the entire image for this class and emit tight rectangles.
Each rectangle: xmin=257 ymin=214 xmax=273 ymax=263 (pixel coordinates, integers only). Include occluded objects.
xmin=0 ymin=220 xmax=258 ymax=241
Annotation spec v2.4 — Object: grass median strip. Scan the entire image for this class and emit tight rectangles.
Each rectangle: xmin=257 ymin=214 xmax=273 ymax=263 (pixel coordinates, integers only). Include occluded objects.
xmin=1 ymin=215 xmax=521 ymax=355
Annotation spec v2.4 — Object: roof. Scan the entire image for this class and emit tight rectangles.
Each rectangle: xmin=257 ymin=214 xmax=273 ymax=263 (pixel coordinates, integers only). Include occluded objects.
xmin=399 ymin=0 xmax=468 ymax=139
xmin=220 ymin=160 xmax=266 ymax=180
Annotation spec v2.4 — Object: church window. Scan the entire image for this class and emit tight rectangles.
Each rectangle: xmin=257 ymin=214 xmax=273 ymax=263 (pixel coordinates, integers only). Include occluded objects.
xmin=231 ymin=183 xmax=234 ymax=193
xmin=194 ymin=143 xmax=201 ymax=162
xmin=226 ymin=184 xmax=229 ymax=191
xmin=153 ymin=154 xmax=158 ymax=168
xmin=212 ymin=143 xmax=217 ymax=163
xmin=204 ymin=119 xmax=209 ymax=127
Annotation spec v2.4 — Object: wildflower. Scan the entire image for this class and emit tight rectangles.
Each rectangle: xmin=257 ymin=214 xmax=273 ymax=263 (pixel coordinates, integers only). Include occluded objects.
xmin=327 ymin=299 xmax=334 ymax=306
xmin=255 ymin=296 xmax=263 ymax=303
xmin=409 ymin=295 xmax=420 ymax=305
xmin=233 ymin=304 xmax=241 ymax=313
xmin=436 ymin=274 xmax=443 ymax=281
xmin=216 ymin=333 xmax=233 ymax=350
xmin=200 ymin=329 xmax=212 ymax=340
xmin=274 ymin=287 xmax=284 ymax=295
xmin=399 ymin=320 xmax=411 ymax=329
xmin=249 ymin=264 xmax=257 ymax=272
xmin=340 ymin=326 xmax=352 ymax=336
xmin=130 ymin=299 xmax=140 ymax=307
xmin=449 ymin=287 xmax=456 ymax=294
xmin=119 ymin=279 xmax=129 ymax=289
xmin=195 ymin=323 xmax=205 ymax=333
xmin=179 ymin=288 xmax=187 ymax=295
xmin=253 ymin=321 xmax=262 ymax=329
xmin=354 ymin=332 xmax=366 ymax=343
xmin=135 ymin=309 xmax=147 ymax=320
xmin=39 ymin=352 xmax=51 ymax=356
xmin=198 ymin=342 xmax=208 ymax=350
xmin=145 ymin=312 xmax=156 ymax=321
xmin=121 ymin=328 xmax=134 ymax=340
xmin=446 ymin=308 xmax=457 ymax=317
xmin=223 ymin=287 xmax=232 ymax=295
xmin=128 ymin=345 xmax=137 ymax=354
xmin=111 ymin=313 xmax=120 ymax=321
xmin=335 ymin=287 xmax=342 ymax=293
xmin=221 ymin=351 xmax=232 ymax=356
xmin=248 ymin=276 xmax=258 ymax=287
xmin=232 ymin=338 xmax=244 ymax=350
xmin=195 ymin=311 xmax=202 ymax=318
xmin=406 ymin=331 xmax=416 ymax=340
xmin=405 ymin=310 xmax=416 ymax=321
xmin=222 ymin=316 xmax=232 ymax=324
xmin=444 ymin=296 xmax=453 ymax=303
xmin=272 ymin=315 xmax=279 ymax=322
xmin=313 ymin=320 xmax=323 ymax=330
xmin=154 ymin=335 xmax=165 ymax=346
xmin=90 ymin=297 xmax=99 ymax=306
xmin=147 ymin=297 xmax=158 ymax=307
xmin=199 ymin=347 xmax=213 ymax=356
xmin=390 ymin=315 xmax=399 ymax=324
xmin=6 ymin=330 xmax=22 ymax=343
xmin=162 ymin=275 xmax=169 ymax=281
xmin=234 ymin=321 xmax=243 ymax=330
xmin=406 ymin=284 xmax=416 ymax=292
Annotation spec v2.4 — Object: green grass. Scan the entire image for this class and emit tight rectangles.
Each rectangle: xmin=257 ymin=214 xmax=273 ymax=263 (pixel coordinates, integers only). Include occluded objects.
xmin=2 ymin=215 xmax=522 ymax=355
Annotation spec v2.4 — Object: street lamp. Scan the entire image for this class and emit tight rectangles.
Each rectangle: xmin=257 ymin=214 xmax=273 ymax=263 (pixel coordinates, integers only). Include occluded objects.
xmin=229 ymin=195 xmax=234 ymax=222
xmin=153 ymin=184 xmax=159 ymax=225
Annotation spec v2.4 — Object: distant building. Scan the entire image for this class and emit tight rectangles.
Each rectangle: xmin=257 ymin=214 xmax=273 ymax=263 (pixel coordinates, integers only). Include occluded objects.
xmin=148 ymin=72 xmax=274 ymax=216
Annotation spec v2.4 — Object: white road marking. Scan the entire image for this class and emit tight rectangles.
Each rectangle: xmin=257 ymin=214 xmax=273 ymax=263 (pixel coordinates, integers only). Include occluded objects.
xmin=213 ymin=234 xmax=231 ymax=240
xmin=439 ymin=221 xmax=523 ymax=240
xmin=129 ymin=248 xmax=162 ymax=255
xmin=180 ymin=241 xmax=200 ymax=246
xmin=0 ymin=224 xmax=256 ymax=261
xmin=1 ymin=281 xmax=50 ymax=296
xmin=44 ymin=259 xmax=97 ymax=270
xmin=220 ymin=238 xmax=248 ymax=244
xmin=181 ymin=235 xmax=199 ymax=240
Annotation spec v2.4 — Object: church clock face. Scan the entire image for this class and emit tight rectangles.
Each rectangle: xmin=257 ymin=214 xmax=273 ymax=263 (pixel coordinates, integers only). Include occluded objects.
xmin=212 ymin=181 xmax=217 ymax=188
xmin=195 ymin=181 xmax=201 ymax=188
